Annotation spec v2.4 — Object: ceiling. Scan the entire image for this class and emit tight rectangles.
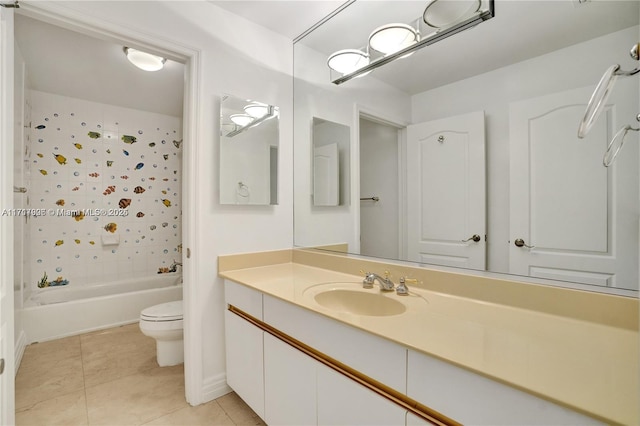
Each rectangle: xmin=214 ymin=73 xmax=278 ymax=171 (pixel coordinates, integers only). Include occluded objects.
xmin=15 ymin=14 xmax=185 ymax=117
xmin=17 ymin=1 xmax=636 ymax=112
xmin=209 ymin=1 xmax=347 ymax=40
xmin=15 ymin=2 xmax=345 ymax=117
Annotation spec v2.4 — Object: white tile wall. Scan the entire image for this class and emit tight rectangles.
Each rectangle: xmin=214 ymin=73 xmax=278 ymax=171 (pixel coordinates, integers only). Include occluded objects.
xmin=28 ymin=91 xmax=182 ymax=289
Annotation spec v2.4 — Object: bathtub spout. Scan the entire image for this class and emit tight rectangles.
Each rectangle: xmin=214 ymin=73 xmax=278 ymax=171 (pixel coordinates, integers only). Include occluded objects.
xmin=169 ymin=260 xmax=182 ymax=273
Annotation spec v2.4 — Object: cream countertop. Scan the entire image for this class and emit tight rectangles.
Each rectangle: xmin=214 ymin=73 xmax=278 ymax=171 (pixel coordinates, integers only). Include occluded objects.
xmin=219 ymin=256 xmax=638 ymax=425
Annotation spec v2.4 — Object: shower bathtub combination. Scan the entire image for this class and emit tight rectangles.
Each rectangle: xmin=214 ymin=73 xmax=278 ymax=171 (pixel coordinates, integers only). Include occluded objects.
xmin=19 ymin=274 xmax=182 ymax=343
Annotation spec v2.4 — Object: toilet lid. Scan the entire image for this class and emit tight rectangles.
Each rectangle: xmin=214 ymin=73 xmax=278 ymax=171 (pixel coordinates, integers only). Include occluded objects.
xmin=141 ymin=300 xmax=183 ymax=321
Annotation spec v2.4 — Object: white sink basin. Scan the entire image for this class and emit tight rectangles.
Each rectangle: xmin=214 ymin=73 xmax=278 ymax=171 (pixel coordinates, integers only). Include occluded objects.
xmin=312 ymin=288 xmax=406 ymax=317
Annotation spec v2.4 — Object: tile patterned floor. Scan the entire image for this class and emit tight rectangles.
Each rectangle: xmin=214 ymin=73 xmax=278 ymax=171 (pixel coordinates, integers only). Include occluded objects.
xmin=15 ymin=323 xmax=265 ymax=426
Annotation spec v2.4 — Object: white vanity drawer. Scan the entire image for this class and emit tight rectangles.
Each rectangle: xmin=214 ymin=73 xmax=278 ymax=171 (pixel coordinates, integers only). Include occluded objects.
xmin=224 ymin=279 xmax=263 ymax=319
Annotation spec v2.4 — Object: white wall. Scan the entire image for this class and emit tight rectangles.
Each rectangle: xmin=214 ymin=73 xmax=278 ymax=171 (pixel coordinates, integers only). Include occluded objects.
xmin=294 ymin=42 xmax=411 ymax=251
xmin=411 ymin=26 xmax=640 ymax=273
xmin=31 ymin=0 xmax=295 ymax=404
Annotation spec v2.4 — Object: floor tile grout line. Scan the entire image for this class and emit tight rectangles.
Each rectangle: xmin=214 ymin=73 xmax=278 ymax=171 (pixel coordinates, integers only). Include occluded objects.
xmin=215 ymin=400 xmax=239 ymax=426
xmin=79 ymin=335 xmax=91 ymax=425
xmin=16 ymin=324 xmax=260 ymax=425
xmin=82 ymin=362 xmax=159 ymax=391
xmin=137 ymin=400 xmax=194 ymax=426
xmin=14 ymin=335 xmax=85 ymax=414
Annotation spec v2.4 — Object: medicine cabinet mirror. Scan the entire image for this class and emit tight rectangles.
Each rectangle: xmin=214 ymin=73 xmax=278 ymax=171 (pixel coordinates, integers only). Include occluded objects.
xmin=312 ymin=117 xmax=350 ymax=206
xmin=293 ymin=0 xmax=640 ymax=293
xmin=220 ymin=94 xmax=279 ymax=205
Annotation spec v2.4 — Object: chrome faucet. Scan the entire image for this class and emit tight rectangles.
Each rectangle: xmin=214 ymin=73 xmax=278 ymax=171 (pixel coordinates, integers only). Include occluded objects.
xmin=362 ymin=271 xmax=395 ymax=292
xmin=169 ymin=260 xmax=183 ymax=272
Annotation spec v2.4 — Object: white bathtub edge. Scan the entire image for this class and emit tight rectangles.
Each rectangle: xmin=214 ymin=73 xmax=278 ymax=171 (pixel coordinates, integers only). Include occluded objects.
xmin=20 ymin=285 xmax=182 ymax=344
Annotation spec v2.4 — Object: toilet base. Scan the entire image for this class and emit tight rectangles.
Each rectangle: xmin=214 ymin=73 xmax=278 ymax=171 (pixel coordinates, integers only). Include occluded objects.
xmin=156 ymin=339 xmax=184 ymax=366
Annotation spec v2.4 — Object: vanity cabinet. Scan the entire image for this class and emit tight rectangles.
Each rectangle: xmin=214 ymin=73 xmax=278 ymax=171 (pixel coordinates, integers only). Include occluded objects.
xmin=224 ymin=279 xmax=604 ymax=425
xmin=225 ymin=280 xmax=408 ymax=425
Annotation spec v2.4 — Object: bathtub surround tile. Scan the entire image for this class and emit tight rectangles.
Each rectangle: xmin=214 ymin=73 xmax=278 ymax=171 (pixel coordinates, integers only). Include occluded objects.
xmin=29 ymin=91 xmax=182 ymax=290
xmin=15 ymin=390 xmax=88 ymax=426
xmin=15 ymin=324 xmax=262 ymax=426
xmin=85 ymin=364 xmax=187 ymax=425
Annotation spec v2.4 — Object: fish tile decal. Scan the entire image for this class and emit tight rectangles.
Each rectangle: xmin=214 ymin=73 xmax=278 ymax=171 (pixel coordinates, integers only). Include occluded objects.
xmin=28 ymin=91 xmax=182 ymax=289
xmin=122 ymin=135 xmax=137 ymax=144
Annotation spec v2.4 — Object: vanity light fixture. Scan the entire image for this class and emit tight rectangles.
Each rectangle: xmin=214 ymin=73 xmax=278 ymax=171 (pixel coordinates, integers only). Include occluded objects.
xmin=123 ymin=47 xmax=166 ymax=72
xmin=423 ymin=0 xmax=482 ymax=29
xmin=244 ymin=102 xmax=270 ymax=119
xmin=226 ymin=105 xmax=277 ymax=138
xmin=327 ymin=49 xmax=370 ymax=74
xmin=369 ymin=23 xmax=420 ymax=55
xmin=329 ymin=0 xmax=494 ymax=85
xmin=230 ymin=114 xmax=255 ymax=127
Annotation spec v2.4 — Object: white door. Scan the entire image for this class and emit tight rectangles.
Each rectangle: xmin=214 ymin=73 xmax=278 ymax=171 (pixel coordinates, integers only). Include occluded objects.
xmin=509 ymin=84 xmax=639 ymax=289
xmin=0 ymin=5 xmax=16 ymax=425
xmin=406 ymin=111 xmax=486 ymax=269
xmin=313 ymin=142 xmax=339 ymax=206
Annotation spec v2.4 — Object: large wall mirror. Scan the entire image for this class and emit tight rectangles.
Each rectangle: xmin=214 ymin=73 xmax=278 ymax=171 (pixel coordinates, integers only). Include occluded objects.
xmin=293 ymin=0 xmax=640 ymax=293
xmin=220 ymin=94 xmax=279 ymax=205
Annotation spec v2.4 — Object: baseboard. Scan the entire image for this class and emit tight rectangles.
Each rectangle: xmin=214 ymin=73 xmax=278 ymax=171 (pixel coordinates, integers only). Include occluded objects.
xmin=202 ymin=373 xmax=232 ymax=403
xmin=14 ymin=329 xmax=27 ymax=375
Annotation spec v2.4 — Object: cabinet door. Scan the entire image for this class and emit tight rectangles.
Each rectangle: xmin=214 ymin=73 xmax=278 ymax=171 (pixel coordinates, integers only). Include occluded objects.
xmin=407 ymin=350 xmax=603 ymax=425
xmin=264 ymin=333 xmax=317 ymax=425
xmin=406 ymin=412 xmax=430 ymax=426
xmin=317 ymin=363 xmax=406 ymax=426
xmin=224 ymin=310 xmax=264 ymax=419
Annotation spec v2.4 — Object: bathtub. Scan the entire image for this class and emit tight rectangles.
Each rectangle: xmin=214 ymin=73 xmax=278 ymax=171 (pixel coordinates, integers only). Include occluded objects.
xmin=19 ymin=274 xmax=182 ymax=343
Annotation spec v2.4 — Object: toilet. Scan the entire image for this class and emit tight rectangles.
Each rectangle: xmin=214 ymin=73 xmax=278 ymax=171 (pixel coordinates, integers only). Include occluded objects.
xmin=139 ymin=300 xmax=184 ymax=366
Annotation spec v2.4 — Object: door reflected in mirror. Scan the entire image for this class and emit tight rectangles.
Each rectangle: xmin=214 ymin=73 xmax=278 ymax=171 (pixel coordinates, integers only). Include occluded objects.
xmin=312 ymin=117 xmax=350 ymax=206
xmin=219 ymin=94 xmax=279 ymax=205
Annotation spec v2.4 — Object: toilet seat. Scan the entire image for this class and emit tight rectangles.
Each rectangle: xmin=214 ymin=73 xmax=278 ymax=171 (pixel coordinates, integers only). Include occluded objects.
xmin=140 ymin=300 xmax=182 ymax=322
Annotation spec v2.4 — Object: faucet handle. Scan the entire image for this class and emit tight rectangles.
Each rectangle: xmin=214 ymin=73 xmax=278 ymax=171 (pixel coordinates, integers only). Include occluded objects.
xmin=397 ymin=277 xmax=418 ymax=296
xmin=360 ymin=270 xmax=374 ymax=288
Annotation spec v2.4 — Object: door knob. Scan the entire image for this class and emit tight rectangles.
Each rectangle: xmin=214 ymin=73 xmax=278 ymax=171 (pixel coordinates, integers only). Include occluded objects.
xmin=514 ymin=238 xmax=534 ymax=248
xmin=462 ymin=234 xmax=481 ymax=243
